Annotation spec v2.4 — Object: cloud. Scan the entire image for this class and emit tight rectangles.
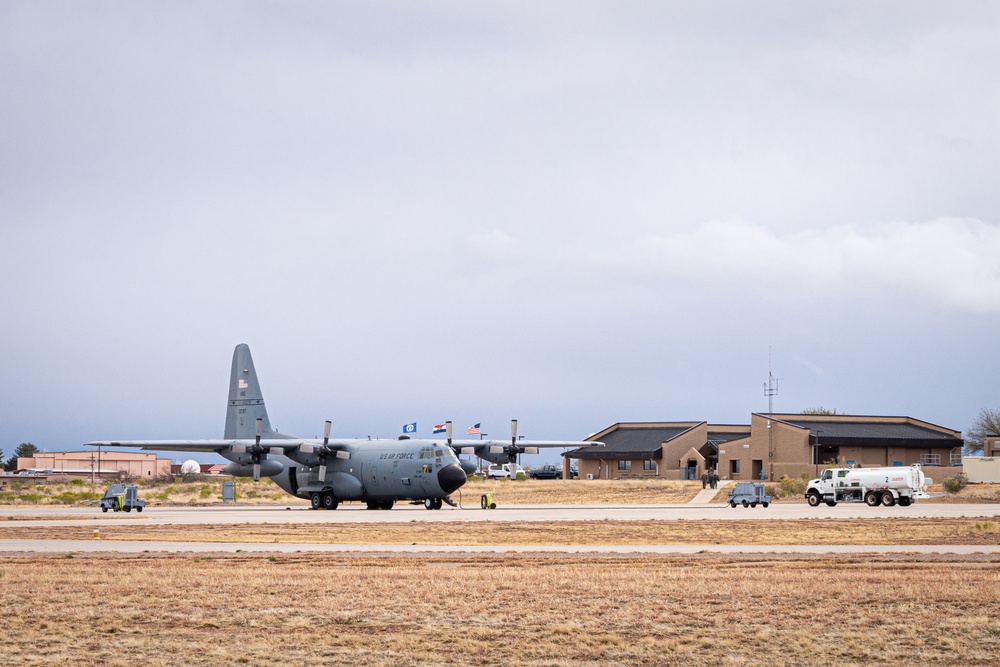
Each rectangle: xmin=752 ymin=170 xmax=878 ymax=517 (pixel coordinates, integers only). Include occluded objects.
xmin=606 ymin=217 xmax=1000 ymax=313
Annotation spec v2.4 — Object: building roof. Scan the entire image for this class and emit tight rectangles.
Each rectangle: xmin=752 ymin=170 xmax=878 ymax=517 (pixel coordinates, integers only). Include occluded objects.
xmin=772 ymin=417 xmax=963 ymax=448
xmin=566 ymin=424 xmax=696 ymax=460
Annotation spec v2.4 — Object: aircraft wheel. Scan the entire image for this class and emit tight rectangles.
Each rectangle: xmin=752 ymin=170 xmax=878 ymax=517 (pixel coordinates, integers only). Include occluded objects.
xmin=322 ymin=492 xmax=338 ymax=510
xmin=434 ymin=497 xmax=443 ymax=510
xmin=310 ymin=493 xmax=322 ymax=510
xmin=424 ymin=498 xmax=435 ymax=510
xmin=382 ymin=500 xmax=394 ymax=510
xmin=881 ymin=493 xmax=895 ymax=507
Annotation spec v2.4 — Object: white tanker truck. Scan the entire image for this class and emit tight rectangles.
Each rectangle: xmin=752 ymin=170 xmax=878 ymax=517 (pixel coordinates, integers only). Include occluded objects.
xmin=805 ymin=464 xmax=931 ymax=507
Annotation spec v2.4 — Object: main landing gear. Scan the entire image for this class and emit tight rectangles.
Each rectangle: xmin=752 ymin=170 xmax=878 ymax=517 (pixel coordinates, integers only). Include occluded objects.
xmin=310 ymin=491 xmax=340 ymax=510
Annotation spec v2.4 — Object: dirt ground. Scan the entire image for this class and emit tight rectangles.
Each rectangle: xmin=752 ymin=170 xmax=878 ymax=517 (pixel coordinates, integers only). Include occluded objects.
xmin=1 ymin=552 xmax=998 ymax=666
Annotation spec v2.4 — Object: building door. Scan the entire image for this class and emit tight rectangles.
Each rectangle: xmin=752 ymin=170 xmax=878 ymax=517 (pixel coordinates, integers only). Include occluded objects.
xmin=752 ymin=459 xmax=763 ymax=480
xmin=686 ymin=459 xmax=698 ymax=480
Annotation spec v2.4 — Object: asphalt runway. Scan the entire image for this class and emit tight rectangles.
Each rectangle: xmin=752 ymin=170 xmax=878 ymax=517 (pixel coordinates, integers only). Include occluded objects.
xmin=2 ymin=501 xmax=999 ymax=554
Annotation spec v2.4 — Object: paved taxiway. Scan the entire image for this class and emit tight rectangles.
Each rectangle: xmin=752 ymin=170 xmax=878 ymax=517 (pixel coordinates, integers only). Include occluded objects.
xmin=2 ymin=502 xmax=999 ymax=554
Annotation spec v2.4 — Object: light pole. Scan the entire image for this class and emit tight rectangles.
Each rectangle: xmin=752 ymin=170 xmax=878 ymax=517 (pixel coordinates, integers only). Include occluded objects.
xmin=814 ymin=429 xmax=822 ymax=478
xmin=767 ymin=419 xmax=772 ymax=481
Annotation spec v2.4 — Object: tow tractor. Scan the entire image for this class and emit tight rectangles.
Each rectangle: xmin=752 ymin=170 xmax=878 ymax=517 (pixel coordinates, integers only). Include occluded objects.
xmin=98 ymin=484 xmax=145 ymax=512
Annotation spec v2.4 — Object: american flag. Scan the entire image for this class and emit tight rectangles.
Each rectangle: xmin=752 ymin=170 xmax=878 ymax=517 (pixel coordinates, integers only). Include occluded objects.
xmin=467 ymin=423 xmax=481 ymax=435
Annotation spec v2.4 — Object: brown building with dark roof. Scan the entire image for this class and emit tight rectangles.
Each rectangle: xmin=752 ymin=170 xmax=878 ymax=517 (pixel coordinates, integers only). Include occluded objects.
xmin=566 ymin=414 xmax=964 ymax=482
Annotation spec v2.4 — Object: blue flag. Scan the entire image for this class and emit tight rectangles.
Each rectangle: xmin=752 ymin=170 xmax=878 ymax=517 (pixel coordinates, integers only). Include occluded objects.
xmin=403 ymin=422 xmax=417 ymax=434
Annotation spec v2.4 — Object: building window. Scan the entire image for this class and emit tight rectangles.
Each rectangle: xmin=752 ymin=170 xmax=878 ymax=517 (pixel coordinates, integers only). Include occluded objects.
xmin=730 ymin=459 xmax=740 ymax=475
xmin=643 ymin=460 xmax=656 ymax=471
xmin=618 ymin=460 xmax=631 ymax=471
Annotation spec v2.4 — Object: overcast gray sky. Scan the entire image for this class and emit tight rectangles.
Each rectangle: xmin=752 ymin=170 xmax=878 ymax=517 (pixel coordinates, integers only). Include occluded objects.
xmin=2 ymin=2 xmax=998 ymax=462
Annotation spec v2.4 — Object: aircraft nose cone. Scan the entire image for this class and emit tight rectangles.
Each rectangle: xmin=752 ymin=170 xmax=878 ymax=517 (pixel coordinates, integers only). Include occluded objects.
xmin=437 ymin=463 xmax=466 ymax=494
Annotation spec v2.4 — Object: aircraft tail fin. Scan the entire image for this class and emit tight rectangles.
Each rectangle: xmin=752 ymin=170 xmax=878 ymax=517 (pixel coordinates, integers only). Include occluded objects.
xmin=224 ymin=344 xmax=277 ymax=439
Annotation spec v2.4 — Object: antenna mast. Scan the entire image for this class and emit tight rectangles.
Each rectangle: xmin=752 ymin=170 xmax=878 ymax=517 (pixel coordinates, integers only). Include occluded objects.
xmin=763 ymin=347 xmax=779 ymax=414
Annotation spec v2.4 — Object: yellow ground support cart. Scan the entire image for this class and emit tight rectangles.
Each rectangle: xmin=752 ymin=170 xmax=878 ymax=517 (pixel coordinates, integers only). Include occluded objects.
xmin=98 ymin=484 xmax=146 ymax=512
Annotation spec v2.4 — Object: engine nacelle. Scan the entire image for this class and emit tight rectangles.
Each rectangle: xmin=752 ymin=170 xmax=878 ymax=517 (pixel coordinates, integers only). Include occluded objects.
xmin=224 ymin=460 xmax=284 ymax=478
xmin=325 ymin=471 xmax=364 ymax=500
xmin=285 ymin=443 xmax=351 ymax=467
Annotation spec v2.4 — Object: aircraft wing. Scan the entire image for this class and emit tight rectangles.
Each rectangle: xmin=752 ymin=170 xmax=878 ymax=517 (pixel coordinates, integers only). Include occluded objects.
xmin=448 ymin=439 xmax=603 ymax=449
xmin=86 ymin=439 xmax=322 ymax=453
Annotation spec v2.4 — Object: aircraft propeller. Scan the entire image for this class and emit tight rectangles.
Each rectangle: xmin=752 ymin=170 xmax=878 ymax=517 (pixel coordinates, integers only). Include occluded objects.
xmin=292 ymin=420 xmax=351 ymax=479
xmin=251 ymin=418 xmax=264 ymax=481
xmin=317 ymin=420 xmax=331 ymax=481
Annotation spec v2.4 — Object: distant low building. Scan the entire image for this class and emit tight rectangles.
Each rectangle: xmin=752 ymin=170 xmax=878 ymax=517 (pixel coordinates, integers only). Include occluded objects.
xmin=566 ymin=414 xmax=965 ymax=482
xmin=170 ymin=463 xmax=228 ymax=476
xmin=17 ymin=451 xmax=171 ymax=480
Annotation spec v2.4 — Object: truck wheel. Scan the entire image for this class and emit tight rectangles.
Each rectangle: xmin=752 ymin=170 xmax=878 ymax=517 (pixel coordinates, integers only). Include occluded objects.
xmin=481 ymin=495 xmax=488 ymax=509
xmin=807 ymin=492 xmax=821 ymax=507
xmin=310 ymin=493 xmax=322 ymax=510
xmin=730 ymin=501 xmax=736 ymax=508
xmin=742 ymin=500 xmax=749 ymax=508
xmin=881 ymin=493 xmax=895 ymax=507
xmin=898 ymin=497 xmax=911 ymax=507
xmin=751 ymin=502 xmax=757 ymax=508
xmin=762 ymin=502 xmax=769 ymax=508
xmin=124 ymin=507 xmax=131 ymax=512
xmin=136 ymin=506 xmax=142 ymax=513
xmin=864 ymin=492 xmax=879 ymax=507
xmin=102 ymin=506 xmax=108 ymax=513
xmin=825 ymin=500 xmax=837 ymax=507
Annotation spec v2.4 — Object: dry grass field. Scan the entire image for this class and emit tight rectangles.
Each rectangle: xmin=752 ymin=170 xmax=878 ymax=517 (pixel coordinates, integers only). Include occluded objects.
xmin=3 ymin=475 xmax=999 ymax=507
xmin=2 ymin=518 xmax=1000 ymax=547
xmin=0 ymin=477 xmax=703 ymax=507
xmin=1 ymin=552 xmax=998 ymax=666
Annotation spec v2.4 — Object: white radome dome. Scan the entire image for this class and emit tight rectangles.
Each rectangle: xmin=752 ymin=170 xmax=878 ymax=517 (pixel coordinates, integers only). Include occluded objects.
xmin=180 ymin=460 xmax=201 ymax=474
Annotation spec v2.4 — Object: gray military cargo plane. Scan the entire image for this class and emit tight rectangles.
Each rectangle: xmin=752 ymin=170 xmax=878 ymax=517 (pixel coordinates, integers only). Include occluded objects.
xmin=88 ymin=344 xmax=602 ymax=510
